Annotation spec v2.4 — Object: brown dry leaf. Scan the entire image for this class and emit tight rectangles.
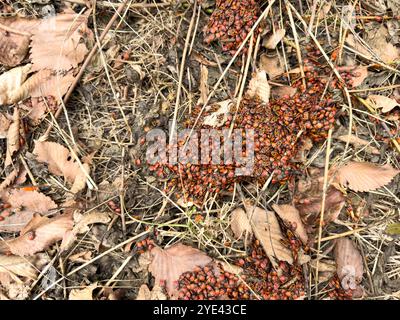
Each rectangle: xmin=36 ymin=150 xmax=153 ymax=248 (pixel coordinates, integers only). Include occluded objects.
xmin=243 ymin=203 xmax=293 ymax=267
xmin=318 ymin=2 xmax=332 ymax=19
xmin=294 ymin=168 xmax=346 ymax=227
xmin=263 ymin=29 xmax=286 ymax=49
xmin=367 ymin=94 xmax=399 ymax=113
xmin=68 ymin=251 xmax=92 ymax=264
xmin=136 ymin=284 xmax=167 ymax=300
xmin=203 ymin=100 xmax=232 ymax=127
xmin=272 ymin=204 xmax=308 ymax=244
xmin=33 ymin=141 xmax=89 ymax=193
xmin=5 ymin=107 xmax=20 ymax=167
xmin=0 ymin=168 xmax=20 ymax=193
xmin=247 ymin=70 xmax=270 ymax=103
xmin=30 ymin=11 xmax=91 ymax=72
xmin=334 ymin=238 xmax=363 ymax=290
xmin=270 ymin=85 xmax=297 ymax=99
xmin=0 ymin=113 xmax=11 ymax=139
xmin=149 ymin=243 xmax=212 ymax=298
xmin=349 ymin=66 xmax=368 ymax=87
xmin=60 ymin=211 xmax=110 ymax=251
xmin=230 ymin=207 xmax=252 ymax=239
xmin=0 ymin=189 xmax=57 ymax=233
xmin=0 ymin=214 xmax=73 ymax=256
xmin=69 ymin=283 xmax=97 ymax=300
xmin=18 ymin=69 xmax=75 ymax=102
xmin=367 ymin=25 xmax=400 ymax=63
xmin=198 ymin=64 xmax=209 ymax=105
xmin=259 ymin=54 xmax=285 ymax=79
xmin=0 ymin=255 xmax=38 ymax=281
xmin=345 ymin=34 xmax=373 ymax=59
xmin=310 ymin=259 xmax=336 ymax=282
xmin=336 ymin=134 xmax=379 ymax=155
xmin=73 ymin=211 xmax=110 ymax=234
xmin=335 ymin=161 xmax=400 ymax=192
xmin=0 ymin=64 xmax=31 ymax=105
xmin=0 ymin=17 xmax=40 ymax=67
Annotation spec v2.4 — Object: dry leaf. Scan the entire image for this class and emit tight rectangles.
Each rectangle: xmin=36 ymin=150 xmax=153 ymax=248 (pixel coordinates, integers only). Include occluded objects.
xmin=367 ymin=94 xmax=399 ymax=113
xmin=149 ymin=243 xmax=212 ymax=298
xmin=0 ymin=214 xmax=73 ymax=256
xmin=294 ymin=168 xmax=346 ymax=227
xmin=272 ymin=204 xmax=308 ymax=244
xmin=335 ymin=161 xmax=400 ymax=192
xmin=5 ymin=107 xmax=20 ymax=167
xmin=348 ymin=66 xmax=368 ymax=87
xmin=345 ymin=34 xmax=373 ymax=59
xmin=0 ymin=189 xmax=57 ymax=232
xmin=0 ymin=64 xmax=31 ymax=105
xmin=334 ymin=238 xmax=363 ymax=290
xmin=0 ymin=113 xmax=11 ymax=139
xmin=203 ymin=100 xmax=232 ymax=127
xmin=198 ymin=64 xmax=209 ymax=105
xmin=0 ymin=255 xmax=38 ymax=281
xmin=244 ymin=203 xmax=293 ymax=267
xmin=247 ymin=70 xmax=270 ymax=103
xmin=336 ymin=134 xmax=379 ymax=155
xmin=263 ymin=29 xmax=286 ymax=49
xmin=60 ymin=211 xmax=110 ymax=251
xmin=0 ymin=17 xmax=40 ymax=67
xmin=230 ymin=207 xmax=252 ymax=239
xmin=69 ymin=283 xmax=97 ymax=300
xmin=33 ymin=140 xmax=90 ymax=193
xmin=19 ymin=69 xmax=75 ymax=102
xmin=30 ymin=12 xmax=90 ymax=72
xmin=310 ymin=258 xmax=336 ymax=282
xmin=367 ymin=25 xmax=400 ymax=63
xmin=259 ymin=54 xmax=285 ymax=79
xmin=136 ymin=284 xmax=167 ymax=300
xmin=292 ymin=137 xmax=313 ymax=163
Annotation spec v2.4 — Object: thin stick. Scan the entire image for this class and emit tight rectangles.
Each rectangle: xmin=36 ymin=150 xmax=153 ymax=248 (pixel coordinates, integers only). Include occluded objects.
xmin=285 ymin=1 xmax=306 ymax=88
xmin=314 ymin=128 xmax=333 ymax=295
xmin=169 ymin=2 xmax=198 ymax=144
xmin=43 ymin=0 xmax=130 ymax=138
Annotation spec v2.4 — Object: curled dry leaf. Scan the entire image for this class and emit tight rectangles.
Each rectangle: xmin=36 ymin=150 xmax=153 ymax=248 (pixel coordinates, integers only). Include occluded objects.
xmin=263 ymin=28 xmax=286 ymax=49
xmin=136 ymin=284 xmax=167 ymax=300
xmin=334 ymin=238 xmax=363 ymax=290
xmin=243 ymin=203 xmax=293 ymax=267
xmin=247 ymin=70 xmax=270 ymax=103
xmin=69 ymin=283 xmax=97 ymax=300
xmin=0 ymin=189 xmax=57 ymax=232
xmin=0 ymin=17 xmax=40 ymax=67
xmin=336 ymin=134 xmax=379 ymax=155
xmin=230 ymin=207 xmax=252 ymax=239
xmin=310 ymin=259 xmax=336 ymax=282
xmin=294 ymin=168 xmax=346 ymax=228
xmin=0 ymin=113 xmax=11 ymax=139
xmin=272 ymin=204 xmax=308 ymax=244
xmin=335 ymin=161 xmax=400 ymax=192
xmin=5 ymin=107 xmax=20 ymax=167
xmin=33 ymin=141 xmax=90 ymax=193
xmin=203 ymin=100 xmax=232 ymax=127
xmin=259 ymin=54 xmax=285 ymax=79
xmin=367 ymin=94 xmax=399 ymax=113
xmin=0 ymin=64 xmax=31 ymax=106
xmin=60 ymin=211 xmax=110 ymax=251
xmin=30 ymin=11 xmax=91 ymax=72
xmin=0 ymin=214 xmax=73 ymax=256
xmin=149 ymin=243 xmax=212 ymax=298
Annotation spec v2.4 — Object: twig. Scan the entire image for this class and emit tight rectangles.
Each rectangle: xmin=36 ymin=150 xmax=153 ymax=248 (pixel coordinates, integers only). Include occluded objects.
xmin=314 ymin=127 xmax=333 ymax=296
